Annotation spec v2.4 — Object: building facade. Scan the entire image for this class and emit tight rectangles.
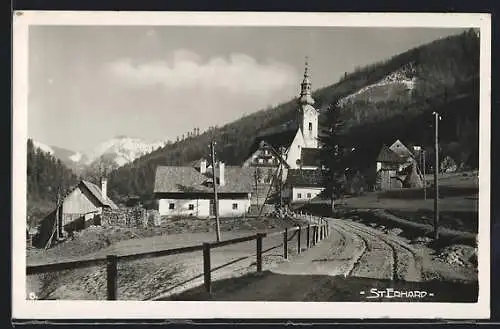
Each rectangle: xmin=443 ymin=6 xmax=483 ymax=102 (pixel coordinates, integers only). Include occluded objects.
xmin=37 ymin=179 xmax=118 ymax=246
xmin=153 ymin=160 xmax=254 ymax=218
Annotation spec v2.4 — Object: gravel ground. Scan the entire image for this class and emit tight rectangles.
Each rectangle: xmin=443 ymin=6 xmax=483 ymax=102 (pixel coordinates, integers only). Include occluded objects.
xmin=26 ymin=216 xmax=309 ymax=300
xmin=165 ymin=218 xmax=478 ymax=302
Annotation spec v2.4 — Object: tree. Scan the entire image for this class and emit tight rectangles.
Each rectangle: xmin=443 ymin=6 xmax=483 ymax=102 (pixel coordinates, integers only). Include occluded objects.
xmin=320 ymin=102 xmax=351 ymax=210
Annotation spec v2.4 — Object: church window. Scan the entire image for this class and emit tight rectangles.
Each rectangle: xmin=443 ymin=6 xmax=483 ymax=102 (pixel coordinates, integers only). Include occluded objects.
xmin=308 ymin=122 xmax=312 ymax=131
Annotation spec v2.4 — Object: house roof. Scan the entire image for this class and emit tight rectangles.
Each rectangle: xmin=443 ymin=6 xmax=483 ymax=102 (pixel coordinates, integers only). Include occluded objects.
xmin=376 ymin=145 xmax=407 ymax=164
xmin=285 ymin=169 xmax=325 ymax=188
xmin=389 ymin=139 xmax=414 ymax=158
xmin=80 ymin=180 xmax=119 ymax=209
xmin=245 ymin=127 xmax=299 ymax=164
xmin=300 ymin=148 xmax=322 ymax=167
xmin=153 ymin=165 xmax=254 ymax=194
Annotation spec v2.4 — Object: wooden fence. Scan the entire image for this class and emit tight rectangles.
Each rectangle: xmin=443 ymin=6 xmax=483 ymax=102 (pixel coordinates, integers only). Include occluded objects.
xmin=27 ymin=216 xmax=329 ymax=300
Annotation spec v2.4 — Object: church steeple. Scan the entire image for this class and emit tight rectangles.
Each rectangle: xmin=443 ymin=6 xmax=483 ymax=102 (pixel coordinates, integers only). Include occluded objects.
xmin=297 ymin=57 xmax=319 ymax=149
xmin=299 ymin=57 xmax=315 ymax=106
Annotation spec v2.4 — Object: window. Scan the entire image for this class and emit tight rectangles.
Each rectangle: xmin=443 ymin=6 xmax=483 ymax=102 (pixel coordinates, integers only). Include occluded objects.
xmin=308 ymin=122 xmax=313 ymax=131
xmin=232 ymin=203 xmax=238 ymax=210
xmin=297 ymin=193 xmax=302 ymax=199
xmin=188 ymin=204 xmax=194 ymax=210
xmin=307 ymin=193 xmax=312 ymax=198
xmin=268 ymin=158 xmax=274 ymax=164
xmin=258 ymin=158 xmax=264 ymax=164
xmin=169 ymin=203 xmax=175 ymax=210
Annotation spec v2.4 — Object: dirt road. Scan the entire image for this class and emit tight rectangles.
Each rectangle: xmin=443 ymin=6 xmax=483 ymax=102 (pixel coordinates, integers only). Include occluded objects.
xmin=164 ymin=218 xmax=477 ymax=302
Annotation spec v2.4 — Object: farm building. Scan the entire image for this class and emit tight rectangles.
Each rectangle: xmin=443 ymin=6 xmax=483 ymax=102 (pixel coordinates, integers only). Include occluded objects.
xmin=283 ymin=169 xmax=325 ymax=204
xmin=153 ymin=160 xmax=254 ymax=218
xmin=36 ymin=178 xmax=118 ymax=247
xmin=375 ymin=140 xmax=422 ymax=191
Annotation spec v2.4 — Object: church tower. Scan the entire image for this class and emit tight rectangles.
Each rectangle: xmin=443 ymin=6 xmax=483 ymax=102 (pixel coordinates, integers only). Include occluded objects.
xmin=298 ymin=57 xmax=319 ymax=148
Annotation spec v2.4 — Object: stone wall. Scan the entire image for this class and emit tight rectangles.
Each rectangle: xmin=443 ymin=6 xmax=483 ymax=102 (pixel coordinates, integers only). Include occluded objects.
xmin=101 ymin=207 xmax=161 ymax=228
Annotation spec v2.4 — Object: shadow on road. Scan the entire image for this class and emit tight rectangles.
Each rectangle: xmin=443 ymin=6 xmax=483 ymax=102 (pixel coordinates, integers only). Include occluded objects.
xmin=162 ymin=271 xmax=478 ymax=302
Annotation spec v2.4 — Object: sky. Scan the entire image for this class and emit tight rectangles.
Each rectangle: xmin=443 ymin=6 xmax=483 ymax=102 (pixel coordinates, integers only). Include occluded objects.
xmin=28 ymin=26 xmax=466 ymax=153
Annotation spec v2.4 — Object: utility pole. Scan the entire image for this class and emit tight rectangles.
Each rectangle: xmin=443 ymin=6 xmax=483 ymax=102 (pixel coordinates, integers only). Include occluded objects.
xmin=423 ymin=150 xmax=426 ymax=201
xmin=278 ymin=147 xmax=285 ymax=209
xmin=432 ymin=112 xmax=441 ymax=240
xmin=210 ymin=141 xmax=221 ymax=242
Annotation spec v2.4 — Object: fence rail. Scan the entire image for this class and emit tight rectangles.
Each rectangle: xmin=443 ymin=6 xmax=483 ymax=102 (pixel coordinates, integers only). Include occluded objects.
xmin=27 ymin=215 xmax=330 ymax=300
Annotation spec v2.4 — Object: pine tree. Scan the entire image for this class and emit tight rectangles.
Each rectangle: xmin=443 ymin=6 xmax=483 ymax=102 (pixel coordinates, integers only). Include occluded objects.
xmin=320 ymin=102 xmax=351 ymax=210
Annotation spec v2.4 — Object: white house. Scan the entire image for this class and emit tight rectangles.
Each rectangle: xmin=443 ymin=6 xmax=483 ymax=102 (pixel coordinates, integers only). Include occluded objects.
xmin=153 ymin=160 xmax=254 ymax=218
xmin=282 ymin=169 xmax=325 ymax=204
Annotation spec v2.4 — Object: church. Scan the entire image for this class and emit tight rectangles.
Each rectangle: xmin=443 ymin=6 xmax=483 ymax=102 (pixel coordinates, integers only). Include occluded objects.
xmin=243 ymin=60 xmax=326 ymax=204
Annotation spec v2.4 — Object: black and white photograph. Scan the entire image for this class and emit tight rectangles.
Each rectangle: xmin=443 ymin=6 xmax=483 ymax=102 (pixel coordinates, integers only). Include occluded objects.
xmin=13 ymin=12 xmax=490 ymax=319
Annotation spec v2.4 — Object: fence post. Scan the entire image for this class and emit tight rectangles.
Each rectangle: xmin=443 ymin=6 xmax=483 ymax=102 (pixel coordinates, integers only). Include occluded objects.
xmin=256 ymin=234 xmax=263 ymax=272
xmin=283 ymin=228 xmax=288 ymax=259
xmin=106 ymin=255 xmax=117 ymax=300
xmin=203 ymin=243 xmax=211 ymax=294
xmin=306 ymin=224 xmax=310 ymax=248
xmin=297 ymin=226 xmax=301 ymax=254
xmin=315 ymin=225 xmax=319 ymax=244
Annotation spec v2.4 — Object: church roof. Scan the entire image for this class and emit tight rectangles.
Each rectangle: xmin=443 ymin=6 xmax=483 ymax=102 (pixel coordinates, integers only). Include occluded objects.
xmin=285 ymin=169 xmax=325 ymax=188
xmin=300 ymin=148 xmax=322 ymax=167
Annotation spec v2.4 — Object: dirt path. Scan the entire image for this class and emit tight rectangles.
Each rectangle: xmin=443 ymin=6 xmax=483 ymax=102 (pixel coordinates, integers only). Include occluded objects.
xmin=165 ymin=218 xmax=477 ymax=302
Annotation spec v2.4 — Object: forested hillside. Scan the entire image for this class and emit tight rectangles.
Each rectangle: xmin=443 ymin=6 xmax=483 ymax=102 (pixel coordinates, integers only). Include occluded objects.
xmin=108 ymin=29 xmax=479 ymax=202
xmin=27 ymin=139 xmax=78 ymax=226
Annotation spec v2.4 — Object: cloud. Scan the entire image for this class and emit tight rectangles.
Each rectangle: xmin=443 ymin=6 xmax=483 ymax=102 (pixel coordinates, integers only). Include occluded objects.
xmin=104 ymin=50 xmax=298 ymax=96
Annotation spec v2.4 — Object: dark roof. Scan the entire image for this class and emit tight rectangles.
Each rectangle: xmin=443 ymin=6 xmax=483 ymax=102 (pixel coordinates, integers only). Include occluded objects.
xmin=154 ymin=165 xmax=254 ymax=194
xmin=376 ymin=145 xmax=407 ymax=164
xmin=246 ymin=128 xmax=298 ymax=160
xmin=300 ymin=148 xmax=322 ymax=167
xmin=390 ymin=139 xmax=414 ymax=158
xmin=80 ymin=180 xmax=119 ymax=209
xmin=285 ymin=169 xmax=325 ymax=188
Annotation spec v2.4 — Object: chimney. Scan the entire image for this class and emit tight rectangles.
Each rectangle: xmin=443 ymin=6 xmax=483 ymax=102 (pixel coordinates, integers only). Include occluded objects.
xmin=101 ymin=177 xmax=108 ymax=200
xmin=219 ymin=162 xmax=225 ymax=186
xmin=200 ymin=159 xmax=207 ymax=174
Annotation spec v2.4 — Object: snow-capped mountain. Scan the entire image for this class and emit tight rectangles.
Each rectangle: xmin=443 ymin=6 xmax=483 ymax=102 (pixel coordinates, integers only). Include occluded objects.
xmin=32 ymin=140 xmax=89 ymax=174
xmin=31 ymin=136 xmax=167 ymax=175
xmin=84 ymin=136 xmax=166 ymax=167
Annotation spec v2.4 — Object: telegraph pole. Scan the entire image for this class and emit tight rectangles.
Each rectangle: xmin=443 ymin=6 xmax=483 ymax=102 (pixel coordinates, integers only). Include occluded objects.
xmin=423 ymin=150 xmax=426 ymax=201
xmin=278 ymin=147 xmax=285 ymax=209
xmin=210 ymin=141 xmax=221 ymax=242
xmin=432 ymin=112 xmax=441 ymax=240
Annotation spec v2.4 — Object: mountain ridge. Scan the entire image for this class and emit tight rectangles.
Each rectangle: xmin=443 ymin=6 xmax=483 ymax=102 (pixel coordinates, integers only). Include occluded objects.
xmin=105 ymin=30 xmax=479 ymax=201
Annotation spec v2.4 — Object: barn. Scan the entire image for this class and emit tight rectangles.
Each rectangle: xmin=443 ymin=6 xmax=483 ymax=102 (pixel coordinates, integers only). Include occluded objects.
xmin=36 ymin=178 xmax=118 ymax=247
